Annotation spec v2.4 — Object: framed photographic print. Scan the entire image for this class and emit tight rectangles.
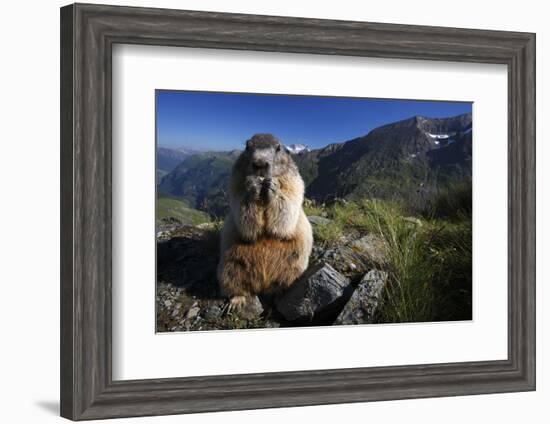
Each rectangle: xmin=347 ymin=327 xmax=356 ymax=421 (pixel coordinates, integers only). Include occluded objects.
xmin=60 ymin=3 xmax=536 ymax=420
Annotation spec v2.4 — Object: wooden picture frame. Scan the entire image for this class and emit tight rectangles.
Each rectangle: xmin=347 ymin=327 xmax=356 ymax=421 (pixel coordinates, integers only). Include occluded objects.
xmin=60 ymin=3 xmax=536 ymax=420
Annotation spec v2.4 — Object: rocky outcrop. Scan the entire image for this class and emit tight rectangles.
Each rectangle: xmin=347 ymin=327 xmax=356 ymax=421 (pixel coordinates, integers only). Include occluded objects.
xmin=156 ymin=225 xmax=276 ymax=332
xmin=156 ymin=222 xmax=390 ymax=331
xmin=335 ymin=270 xmax=388 ymax=325
xmin=156 ymin=225 xmax=219 ymax=295
xmin=321 ymin=234 xmax=387 ymax=277
xmin=275 ymin=263 xmax=351 ymax=322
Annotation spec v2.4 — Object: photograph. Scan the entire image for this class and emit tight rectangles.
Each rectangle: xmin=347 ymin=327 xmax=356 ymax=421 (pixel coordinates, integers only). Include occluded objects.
xmin=0 ymin=0 xmax=542 ymax=422
xmin=155 ymin=91 xmax=473 ymax=332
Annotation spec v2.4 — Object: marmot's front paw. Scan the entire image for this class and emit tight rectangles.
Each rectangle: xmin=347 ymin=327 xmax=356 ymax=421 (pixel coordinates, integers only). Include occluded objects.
xmin=245 ymin=176 xmax=263 ymax=198
xmin=262 ymin=178 xmax=278 ymax=200
xmin=263 ymin=178 xmax=278 ymax=192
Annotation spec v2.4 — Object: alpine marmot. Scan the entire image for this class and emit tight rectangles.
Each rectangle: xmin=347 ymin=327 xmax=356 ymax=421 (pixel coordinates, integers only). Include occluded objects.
xmin=217 ymin=134 xmax=313 ymax=309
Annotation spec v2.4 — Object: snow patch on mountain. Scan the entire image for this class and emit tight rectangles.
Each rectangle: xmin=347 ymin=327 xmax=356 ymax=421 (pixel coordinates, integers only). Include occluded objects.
xmin=427 ymin=133 xmax=451 ymax=139
xmin=285 ymin=144 xmax=310 ymax=154
xmin=425 ymin=130 xmax=466 ymax=147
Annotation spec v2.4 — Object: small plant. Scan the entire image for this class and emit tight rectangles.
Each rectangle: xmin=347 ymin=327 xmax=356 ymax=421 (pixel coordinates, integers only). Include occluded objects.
xmin=312 ymin=220 xmax=344 ymax=247
xmin=303 ymin=198 xmax=326 ymax=217
xmin=331 ymin=201 xmax=368 ymax=229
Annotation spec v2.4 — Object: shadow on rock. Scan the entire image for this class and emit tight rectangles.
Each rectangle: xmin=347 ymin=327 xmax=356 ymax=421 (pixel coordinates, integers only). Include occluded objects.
xmin=157 ymin=224 xmax=221 ymax=299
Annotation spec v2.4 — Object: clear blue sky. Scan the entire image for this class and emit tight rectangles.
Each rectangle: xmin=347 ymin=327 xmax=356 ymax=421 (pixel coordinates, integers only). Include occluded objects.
xmin=156 ymin=90 xmax=472 ymax=151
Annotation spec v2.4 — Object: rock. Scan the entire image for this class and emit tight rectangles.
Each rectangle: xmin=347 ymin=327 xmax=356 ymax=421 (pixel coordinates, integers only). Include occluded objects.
xmin=307 ymin=215 xmax=332 ymax=226
xmin=156 ymin=224 xmax=220 ymax=298
xmin=321 ymin=234 xmax=387 ymax=277
xmin=156 ymin=230 xmax=171 ymax=241
xmin=186 ymin=306 xmax=200 ymax=319
xmin=275 ymin=263 xmax=351 ymax=322
xmin=262 ymin=320 xmax=281 ymax=329
xmin=203 ymin=305 xmax=222 ymax=321
xmin=335 ymin=270 xmax=388 ymax=325
xmin=196 ymin=222 xmax=217 ymax=230
xmin=349 ymin=234 xmax=388 ymax=266
xmin=236 ymin=296 xmax=264 ymax=320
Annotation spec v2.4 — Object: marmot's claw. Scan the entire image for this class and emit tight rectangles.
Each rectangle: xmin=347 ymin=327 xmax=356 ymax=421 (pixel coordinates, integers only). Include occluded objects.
xmin=245 ymin=176 xmax=263 ymax=198
xmin=264 ymin=178 xmax=278 ymax=192
xmin=226 ymin=296 xmax=247 ymax=313
xmin=229 ymin=296 xmax=246 ymax=311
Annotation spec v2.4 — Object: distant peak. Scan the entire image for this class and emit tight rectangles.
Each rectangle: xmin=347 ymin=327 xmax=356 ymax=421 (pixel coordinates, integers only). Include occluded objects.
xmin=285 ymin=143 xmax=310 ymax=154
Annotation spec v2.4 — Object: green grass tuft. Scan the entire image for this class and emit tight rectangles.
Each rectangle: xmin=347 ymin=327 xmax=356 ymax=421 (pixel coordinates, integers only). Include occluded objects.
xmin=312 ymin=220 xmax=344 ymax=247
xmin=306 ymin=194 xmax=472 ymax=323
xmin=359 ymin=199 xmax=472 ymax=323
xmin=303 ymin=201 xmax=325 ymax=217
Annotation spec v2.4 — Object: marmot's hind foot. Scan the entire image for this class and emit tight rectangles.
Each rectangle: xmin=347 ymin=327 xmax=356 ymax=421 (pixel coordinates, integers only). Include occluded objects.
xmin=226 ymin=295 xmax=247 ymax=313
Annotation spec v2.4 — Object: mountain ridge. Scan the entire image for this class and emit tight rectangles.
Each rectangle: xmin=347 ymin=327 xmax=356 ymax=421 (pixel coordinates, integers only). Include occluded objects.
xmin=159 ymin=113 xmax=472 ymax=215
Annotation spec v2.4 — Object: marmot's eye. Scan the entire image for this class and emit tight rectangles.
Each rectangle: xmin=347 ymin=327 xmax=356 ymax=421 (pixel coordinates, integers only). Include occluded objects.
xmin=276 ymin=145 xmax=281 ymax=153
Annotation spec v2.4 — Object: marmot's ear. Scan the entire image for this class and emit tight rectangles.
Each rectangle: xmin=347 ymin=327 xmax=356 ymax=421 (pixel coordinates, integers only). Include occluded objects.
xmin=245 ymin=139 xmax=252 ymax=151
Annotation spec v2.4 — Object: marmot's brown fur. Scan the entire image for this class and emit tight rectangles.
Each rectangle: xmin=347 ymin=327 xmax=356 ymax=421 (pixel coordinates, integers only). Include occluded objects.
xmin=217 ymin=134 xmax=313 ymax=309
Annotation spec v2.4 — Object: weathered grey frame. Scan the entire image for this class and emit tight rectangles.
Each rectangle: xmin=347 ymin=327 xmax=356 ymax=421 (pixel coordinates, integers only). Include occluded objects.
xmin=60 ymin=3 xmax=536 ymax=421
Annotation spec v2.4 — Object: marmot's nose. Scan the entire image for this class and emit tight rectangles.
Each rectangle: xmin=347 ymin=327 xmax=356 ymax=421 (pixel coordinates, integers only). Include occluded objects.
xmin=253 ymin=160 xmax=270 ymax=172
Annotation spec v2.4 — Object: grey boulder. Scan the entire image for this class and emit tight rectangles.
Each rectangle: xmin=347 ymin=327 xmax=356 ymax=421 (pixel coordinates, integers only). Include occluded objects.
xmin=321 ymin=234 xmax=387 ymax=277
xmin=335 ymin=270 xmax=388 ymax=325
xmin=275 ymin=263 xmax=351 ymax=322
xmin=237 ymin=296 xmax=265 ymax=320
